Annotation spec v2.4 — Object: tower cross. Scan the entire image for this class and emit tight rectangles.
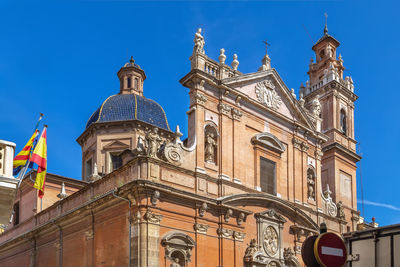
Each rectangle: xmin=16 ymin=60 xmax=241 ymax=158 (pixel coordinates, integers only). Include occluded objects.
xmin=263 ymin=39 xmax=270 ymax=54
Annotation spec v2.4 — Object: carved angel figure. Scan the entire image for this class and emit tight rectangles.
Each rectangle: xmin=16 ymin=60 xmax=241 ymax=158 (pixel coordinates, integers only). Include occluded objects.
xmin=205 ymin=132 xmax=216 ymax=163
xmin=193 ymin=28 xmax=205 ymax=54
xmin=145 ymin=127 xmax=162 ymax=158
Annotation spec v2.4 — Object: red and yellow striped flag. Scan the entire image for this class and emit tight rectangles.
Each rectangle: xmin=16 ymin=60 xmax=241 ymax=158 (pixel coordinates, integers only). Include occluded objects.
xmin=30 ymin=126 xmax=47 ymax=198
xmin=13 ymin=130 xmax=39 ymax=176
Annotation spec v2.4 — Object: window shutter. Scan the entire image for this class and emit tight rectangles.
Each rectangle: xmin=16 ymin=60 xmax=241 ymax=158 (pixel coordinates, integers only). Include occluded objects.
xmin=260 ymin=157 xmax=276 ymax=195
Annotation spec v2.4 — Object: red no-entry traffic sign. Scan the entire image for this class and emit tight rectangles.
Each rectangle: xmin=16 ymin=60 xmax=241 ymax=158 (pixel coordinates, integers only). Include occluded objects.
xmin=314 ymin=232 xmax=347 ymax=267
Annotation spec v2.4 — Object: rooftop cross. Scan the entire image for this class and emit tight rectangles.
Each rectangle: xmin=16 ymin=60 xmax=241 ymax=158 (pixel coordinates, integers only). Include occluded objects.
xmin=324 ymin=12 xmax=328 ymax=35
xmin=263 ymin=39 xmax=270 ymax=54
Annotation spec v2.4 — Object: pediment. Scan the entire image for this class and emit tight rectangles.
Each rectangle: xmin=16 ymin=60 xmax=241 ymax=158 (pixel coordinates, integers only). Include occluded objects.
xmin=251 ymin=133 xmax=286 ymax=154
xmin=103 ymin=140 xmax=130 ymax=150
xmin=222 ymin=69 xmax=315 ymax=130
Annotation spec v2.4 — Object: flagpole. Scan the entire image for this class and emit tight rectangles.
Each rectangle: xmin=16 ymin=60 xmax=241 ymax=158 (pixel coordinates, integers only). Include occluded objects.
xmin=16 ymin=113 xmax=44 ymax=187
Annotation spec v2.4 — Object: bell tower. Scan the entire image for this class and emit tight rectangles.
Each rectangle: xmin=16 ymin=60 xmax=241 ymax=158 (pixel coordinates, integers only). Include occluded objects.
xmin=117 ymin=56 xmax=146 ymax=96
xmin=300 ymin=23 xmax=361 ymax=230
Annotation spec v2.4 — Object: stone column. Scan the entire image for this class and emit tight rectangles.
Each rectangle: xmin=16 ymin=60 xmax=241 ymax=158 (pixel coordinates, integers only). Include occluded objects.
xmin=135 ymin=210 xmax=162 ymax=267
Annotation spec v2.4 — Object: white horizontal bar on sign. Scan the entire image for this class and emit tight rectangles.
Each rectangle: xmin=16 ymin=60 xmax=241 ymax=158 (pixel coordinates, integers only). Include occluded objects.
xmin=321 ymin=246 xmax=343 ymax=257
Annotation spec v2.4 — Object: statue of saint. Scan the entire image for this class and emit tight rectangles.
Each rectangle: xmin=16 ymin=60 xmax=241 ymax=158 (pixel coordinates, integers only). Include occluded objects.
xmin=337 ymin=201 xmax=345 ymax=219
xmin=307 ymin=171 xmax=315 ymax=200
xmin=170 ymin=258 xmax=181 ymax=267
xmin=146 ymin=127 xmax=162 ymax=158
xmin=310 ymin=95 xmax=321 ymax=118
xmin=244 ymin=239 xmax=258 ymax=260
xmin=204 ymin=132 xmax=216 ymax=163
xmin=193 ymin=28 xmax=205 ymax=54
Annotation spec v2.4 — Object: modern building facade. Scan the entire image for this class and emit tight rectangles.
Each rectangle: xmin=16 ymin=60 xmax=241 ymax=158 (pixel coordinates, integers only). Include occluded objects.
xmin=0 ymin=26 xmax=362 ymax=267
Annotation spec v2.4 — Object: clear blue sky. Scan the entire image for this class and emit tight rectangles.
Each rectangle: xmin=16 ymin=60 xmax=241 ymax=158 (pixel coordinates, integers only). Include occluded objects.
xmin=1 ymin=0 xmax=399 ymax=226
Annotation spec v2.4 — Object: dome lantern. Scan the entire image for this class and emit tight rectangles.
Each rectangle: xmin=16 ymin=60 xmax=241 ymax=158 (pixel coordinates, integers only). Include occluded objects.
xmin=117 ymin=56 xmax=146 ymax=96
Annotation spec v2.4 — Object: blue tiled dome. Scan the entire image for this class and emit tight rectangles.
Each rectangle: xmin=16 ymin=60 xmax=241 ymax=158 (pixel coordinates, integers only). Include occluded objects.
xmin=86 ymin=94 xmax=170 ymax=131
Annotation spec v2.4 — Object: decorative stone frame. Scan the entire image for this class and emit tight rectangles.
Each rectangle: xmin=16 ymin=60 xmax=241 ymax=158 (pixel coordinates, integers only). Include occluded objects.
xmin=161 ymin=232 xmax=196 ymax=265
xmin=244 ymin=209 xmax=286 ymax=267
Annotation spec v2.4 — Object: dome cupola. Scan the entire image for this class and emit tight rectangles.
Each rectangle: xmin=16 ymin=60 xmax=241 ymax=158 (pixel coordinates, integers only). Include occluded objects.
xmin=117 ymin=56 xmax=146 ymax=96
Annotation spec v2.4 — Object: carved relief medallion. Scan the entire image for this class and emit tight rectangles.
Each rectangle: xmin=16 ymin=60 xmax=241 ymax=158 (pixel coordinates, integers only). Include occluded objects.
xmin=263 ymin=226 xmax=278 ymax=256
xmin=255 ymin=80 xmax=282 ymax=110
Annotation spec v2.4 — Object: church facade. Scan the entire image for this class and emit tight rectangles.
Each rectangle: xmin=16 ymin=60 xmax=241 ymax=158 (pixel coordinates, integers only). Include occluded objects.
xmin=0 ymin=26 xmax=361 ymax=267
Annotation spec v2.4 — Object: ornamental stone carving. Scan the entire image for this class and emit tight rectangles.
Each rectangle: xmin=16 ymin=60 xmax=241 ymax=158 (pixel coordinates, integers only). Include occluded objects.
xmin=224 ymin=209 xmax=233 ymax=222
xmin=145 ymin=127 xmax=162 ymax=158
xmin=217 ymin=227 xmax=233 ymax=239
xmin=193 ymin=28 xmax=205 ymax=55
xmin=193 ymin=223 xmax=208 ymax=234
xmin=161 ymin=232 xmax=195 ymax=263
xmin=321 ymin=184 xmax=337 ymax=217
xmin=231 ymin=108 xmax=243 ymax=121
xmin=163 ymin=143 xmax=183 ymax=166
xmin=255 ymin=80 xmax=282 ymax=110
xmin=263 ymin=226 xmax=278 ymax=256
xmin=237 ymin=212 xmax=245 ymax=226
xmin=151 ymin=190 xmax=160 ymax=205
xmin=292 ymin=137 xmax=309 ymax=152
xmin=315 ymin=150 xmax=323 ymax=160
xmin=233 ymin=231 xmax=246 ymax=241
xmin=191 ymin=92 xmax=207 ymax=105
xmin=218 ymin=103 xmax=232 ymax=116
xmin=199 ymin=202 xmax=207 ymax=217
xmin=336 ymin=201 xmax=345 ymax=220
xmin=310 ymin=95 xmax=321 ymax=118
xmin=244 ymin=239 xmax=258 ymax=260
xmin=144 ymin=210 xmax=163 ymax=224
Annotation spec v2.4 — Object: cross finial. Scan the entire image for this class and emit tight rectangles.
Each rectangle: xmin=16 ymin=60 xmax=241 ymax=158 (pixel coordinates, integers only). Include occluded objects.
xmin=324 ymin=13 xmax=328 ymax=35
xmin=263 ymin=39 xmax=270 ymax=54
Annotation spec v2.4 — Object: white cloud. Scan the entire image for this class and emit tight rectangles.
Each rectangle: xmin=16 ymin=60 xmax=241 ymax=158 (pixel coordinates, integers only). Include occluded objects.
xmin=358 ymin=199 xmax=400 ymax=211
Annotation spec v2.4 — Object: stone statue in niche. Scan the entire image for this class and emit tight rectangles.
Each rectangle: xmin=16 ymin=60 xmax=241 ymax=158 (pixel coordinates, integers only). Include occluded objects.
xmin=193 ymin=28 xmax=205 ymax=54
xmin=170 ymin=258 xmax=181 ymax=267
xmin=307 ymin=169 xmax=315 ymax=200
xmin=337 ymin=201 xmax=345 ymax=220
xmin=205 ymin=131 xmax=216 ymax=163
xmin=145 ymin=127 xmax=162 ymax=158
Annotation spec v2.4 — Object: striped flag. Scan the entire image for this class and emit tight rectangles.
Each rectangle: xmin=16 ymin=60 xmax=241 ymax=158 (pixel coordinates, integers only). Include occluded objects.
xmin=13 ymin=130 xmax=39 ymax=176
xmin=30 ymin=126 xmax=47 ymax=198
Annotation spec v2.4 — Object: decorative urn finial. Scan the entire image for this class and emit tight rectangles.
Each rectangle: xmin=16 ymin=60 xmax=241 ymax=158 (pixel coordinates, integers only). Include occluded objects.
xmin=218 ymin=48 xmax=226 ymax=64
xmin=231 ymin=54 xmax=239 ymax=70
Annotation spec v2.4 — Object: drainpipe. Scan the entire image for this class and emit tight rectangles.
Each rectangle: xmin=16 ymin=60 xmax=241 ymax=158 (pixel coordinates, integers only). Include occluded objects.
xmin=112 ymin=189 xmax=132 ymax=267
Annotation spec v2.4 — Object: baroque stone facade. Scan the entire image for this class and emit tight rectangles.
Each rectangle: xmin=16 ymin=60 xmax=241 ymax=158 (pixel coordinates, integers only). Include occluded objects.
xmin=0 ymin=26 xmax=361 ymax=267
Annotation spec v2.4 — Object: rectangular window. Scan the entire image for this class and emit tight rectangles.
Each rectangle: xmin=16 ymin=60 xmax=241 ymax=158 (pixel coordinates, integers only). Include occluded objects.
xmin=85 ymin=158 xmax=93 ymax=178
xmin=260 ymin=157 xmax=276 ymax=195
xmin=13 ymin=202 xmax=19 ymax=225
xmin=109 ymin=152 xmax=122 ymax=172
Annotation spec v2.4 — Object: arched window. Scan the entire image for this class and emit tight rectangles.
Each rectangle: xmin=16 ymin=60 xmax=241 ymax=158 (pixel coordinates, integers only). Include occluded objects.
xmin=127 ymin=77 xmax=132 ymax=88
xmin=340 ymin=109 xmax=347 ymax=135
xmin=204 ymin=124 xmax=218 ymax=164
xmin=134 ymin=78 xmax=139 ymax=89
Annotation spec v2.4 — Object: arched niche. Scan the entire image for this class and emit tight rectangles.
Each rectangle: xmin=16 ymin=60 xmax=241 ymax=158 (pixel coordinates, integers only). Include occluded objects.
xmin=161 ymin=232 xmax=196 ymax=265
xmin=204 ymin=123 xmax=218 ymax=164
xmin=251 ymin=133 xmax=286 ymax=154
xmin=307 ymin=166 xmax=316 ymax=201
